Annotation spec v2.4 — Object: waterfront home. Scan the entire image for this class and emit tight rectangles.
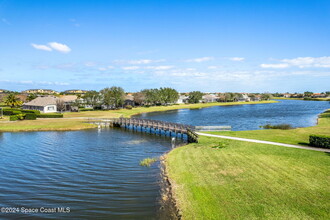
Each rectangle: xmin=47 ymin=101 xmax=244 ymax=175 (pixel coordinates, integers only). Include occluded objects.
xmin=312 ymin=93 xmax=327 ymax=98
xmin=22 ymin=89 xmax=58 ymax=94
xmin=124 ymin=94 xmax=135 ymax=107
xmin=22 ymin=96 xmax=57 ymax=113
xmin=202 ymin=94 xmax=219 ymax=103
xmin=237 ymin=94 xmax=251 ymax=102
xmin=59 ymin=95 xmax=80 ymax=111
xmin=176 ymin=95 xmax=189 ymax=104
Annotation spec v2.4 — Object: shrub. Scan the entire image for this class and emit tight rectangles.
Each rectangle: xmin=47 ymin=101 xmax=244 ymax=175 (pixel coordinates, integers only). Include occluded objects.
xmin=309 ymin=135 xmax=330 ymax=149
xmin=261 ymin=124 xmax=293 ymax=130
xmin=22 ymin=109 xmax=40 ymax=115
xmin=125 ymin=105 xmax=133 ymax=110
xmin=25 ymin=113 xmax=37 ymax=120
xmin=79 ymin=108 xmax=94 ymax=111
xmin=37 ymin=113 xmax=63 ymax=118
xmin=3 ymin=110 xmax=20 ymax=115
xmin=9 ymin=115 xmax=18 ymax=121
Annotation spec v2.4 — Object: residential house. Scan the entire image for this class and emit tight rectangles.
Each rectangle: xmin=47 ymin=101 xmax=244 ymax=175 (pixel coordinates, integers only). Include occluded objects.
xmin=124 ymin=94 xmax=135 ymax=107
xmin=22 ymin=89 xmax=58 ymax=94
xmin=176 ymin=95 xmax=189 ymax=104
xmin=63 ymin=89 xmax=88 ymax=95
xmin=22 ymin=96 xmax=57 ymax=113
xmin=59 ymin=95 xmax=80 ymax=111
xmin=311 ymin=93 xmax=327 ymax=98
xmin=237 ymin=94 xmax=251 ymax=102
xmin=202 ymin=94 xmax=219 ymax=103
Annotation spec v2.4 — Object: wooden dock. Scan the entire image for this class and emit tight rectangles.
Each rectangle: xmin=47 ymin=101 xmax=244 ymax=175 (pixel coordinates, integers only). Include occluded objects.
xmin=87 ymin=117 xmax=199 ymax=143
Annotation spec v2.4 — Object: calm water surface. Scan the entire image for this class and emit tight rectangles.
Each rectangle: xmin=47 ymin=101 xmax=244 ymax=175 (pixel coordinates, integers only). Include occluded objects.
xmin=136 ymin=100 xmax=330 ymax=130
xmin=0 ymin=129 xmax=177 ymax=219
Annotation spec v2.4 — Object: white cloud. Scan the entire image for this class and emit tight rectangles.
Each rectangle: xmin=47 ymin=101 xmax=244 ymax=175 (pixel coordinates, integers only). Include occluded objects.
xmin=98 ymin=67 xmax=107 ymax=71
xmin=115 ymin=59 xmax=165 ymax=65
xmin=261 ymin=56 xmax=330 ymax=69
xmin=260 ymin=63 xmax=290 ymax=69
xmin=146 ymin=65 xmax=174 ymax=70
xmin=208 ymin=66 xmax=222 ymax=69
xmin=229 ymin=57 xmax=245 ymax=61
xmin=186 ymin=57 xmax=214 ymax=63
xmin=281 ymin=57 xmax=330 ymax=68
xmin=31 ymin=43 xmax=52 ymax=51
xmin=48 ymin=42 xmax=71 ymax=53
xmin=122 ymin=66 xmax=140 ymax=70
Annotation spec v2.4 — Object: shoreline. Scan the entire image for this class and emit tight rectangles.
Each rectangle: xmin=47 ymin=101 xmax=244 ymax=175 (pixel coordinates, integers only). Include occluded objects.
xmin=0 ymin=100 xmax=277 ymax=132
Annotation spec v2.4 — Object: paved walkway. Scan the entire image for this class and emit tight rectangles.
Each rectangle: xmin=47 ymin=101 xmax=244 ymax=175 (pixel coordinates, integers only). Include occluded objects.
xmin=197 ymin=132 xmax=330 ymax=153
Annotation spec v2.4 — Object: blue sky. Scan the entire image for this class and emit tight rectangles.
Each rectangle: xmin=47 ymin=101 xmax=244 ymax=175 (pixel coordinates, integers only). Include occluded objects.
xmin=0 ymin=0 xmax=330 ymax=92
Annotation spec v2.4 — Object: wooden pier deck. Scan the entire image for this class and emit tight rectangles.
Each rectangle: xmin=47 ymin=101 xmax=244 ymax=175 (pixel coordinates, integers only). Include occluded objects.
xmin=87 ymin=117 xmax=199 ymax=143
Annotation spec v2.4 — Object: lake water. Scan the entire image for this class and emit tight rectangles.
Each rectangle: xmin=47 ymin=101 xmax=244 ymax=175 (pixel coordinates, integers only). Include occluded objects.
xmin=0 ymin=100 xmax=329 ymax=219
xmin=136 ymin=100 xmax=330 ymax=131
xmin=0 ymin=129 xmax=178 ymax=219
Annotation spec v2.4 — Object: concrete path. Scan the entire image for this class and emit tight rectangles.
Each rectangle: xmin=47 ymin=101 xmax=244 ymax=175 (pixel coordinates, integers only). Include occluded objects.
xmin=197 ymin=132 xmax=330 ymax=153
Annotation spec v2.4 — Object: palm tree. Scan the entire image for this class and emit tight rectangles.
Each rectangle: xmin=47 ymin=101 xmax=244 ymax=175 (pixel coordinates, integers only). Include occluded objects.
xmin=4 ymin=93 xmax=23 ymax=108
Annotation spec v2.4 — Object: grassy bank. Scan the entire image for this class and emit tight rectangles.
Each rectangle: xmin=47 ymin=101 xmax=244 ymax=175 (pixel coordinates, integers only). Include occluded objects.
xmin=166 ymin=136 xmax=330 ymax=219
xmin=0 ymin=119 xmax=96 ymax=132
xmin=0 ymin=101 xmax=276 ymax=132
xmin=205 ymin=110 xmax=330 ymax=146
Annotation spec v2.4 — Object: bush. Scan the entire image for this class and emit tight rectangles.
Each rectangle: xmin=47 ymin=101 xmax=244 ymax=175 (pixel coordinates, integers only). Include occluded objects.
xmin=22 ymin=109 xmax=40 ymax=115
xmin=79 ymin=108 xmax=95 ymax=111
xmin=9 ymin=115 xmax=18 ymax=121
xmin=25 ymin=113 xmax=37 ymax=120
xmin=125 ymin=105 xmax=133 ymax=110
xmin=261 ymin=124 xmax=293 ymax=130
xmin=37 ymin=113 xmax=63 ymax=118
xmin=3 ymin=109 xmax=21 ymax=115
xmin=309 ymin=135 xmax=330 ymax=149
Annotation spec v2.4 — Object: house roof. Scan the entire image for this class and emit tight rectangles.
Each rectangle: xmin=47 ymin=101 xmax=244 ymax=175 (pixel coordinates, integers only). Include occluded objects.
xmin=60 ymin=95 xmax=78 ymax=102
xmin=23 ymin=96 xmax=57 ymax=107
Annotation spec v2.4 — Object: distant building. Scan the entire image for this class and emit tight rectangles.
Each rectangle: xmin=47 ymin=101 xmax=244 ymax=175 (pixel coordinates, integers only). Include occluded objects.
xmin=237 ymin=94 xmax=250 ymax=102
xmin=22 ymin=89 xmax=58 ymax=94
xmin=176 ymin=95 xmax=189 ymax=104
xmin=312 ymin=93 xmax=327 ymax=98
xmin=63 ymin=89 xmax=88 ymax=95
xmin=124 ymin=94 xmax=135 ymax=107
xmin=0 ymin=89 xmax=9 ymax=93
xmin=22 ymin=96 xmax=57 ymax=113
xmin=202 ymin=94 xmax=219 ymax=103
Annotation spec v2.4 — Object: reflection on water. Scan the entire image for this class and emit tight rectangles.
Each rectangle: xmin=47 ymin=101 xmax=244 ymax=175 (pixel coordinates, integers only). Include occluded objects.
xmin=136 ymin=100 xmax=330 ymax=131
xmin=0 ymin=129 xmax=181 ymax=219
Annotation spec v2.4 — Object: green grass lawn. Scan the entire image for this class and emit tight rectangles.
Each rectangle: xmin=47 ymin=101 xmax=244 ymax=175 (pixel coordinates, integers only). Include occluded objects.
xmin=166 ymin=136 xmax=330 ymax=219
xmin=0 ymin=119 xmax=96 ymax=132
xmin=204 ymin=110 xmax=330 ymax=146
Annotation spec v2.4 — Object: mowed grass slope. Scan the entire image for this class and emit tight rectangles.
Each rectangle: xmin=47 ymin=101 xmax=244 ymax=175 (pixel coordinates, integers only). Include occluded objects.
xmin=0 ymin=119 xmax=96 ymax=132
xmin=166 ymin=136 xmax=330 ymax=220
xmin=205 ymin=110 xmax=330 ymax=146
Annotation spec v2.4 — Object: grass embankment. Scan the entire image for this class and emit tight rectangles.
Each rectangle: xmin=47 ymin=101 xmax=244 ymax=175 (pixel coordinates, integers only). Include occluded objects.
xmin=205 ymin=110 xmax=330 ymax=146
xmin=166 ymin=136 xmax=330 ymax=219
xmin=0 ymin=119 xmax=96 ymax=132
xmin=0 ymin=101 xmax=276 ymax=132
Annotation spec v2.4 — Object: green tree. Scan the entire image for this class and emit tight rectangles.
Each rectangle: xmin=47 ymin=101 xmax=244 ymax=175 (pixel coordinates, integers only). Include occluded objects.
xmin=27 ymin=93 xmax=37 ymax=102
xmin=188 ymin=91 xmax=203 ymax=103
xmin=304 ymin=91 xmax=313 ymax=97
xmin=4 ymin=93 xmax=23 ymax=108
xmin=100 ymin=86 xmax=125 ymax=109
xmin=158 ymin=87 xmax=179 ymax=104
xmin=83 ymin=90 xmax=101 ymax=108
xmin=144 ymin=89 xmax=160 ymax=105
xmin=261 ymin=93 xmax=273 ymax=100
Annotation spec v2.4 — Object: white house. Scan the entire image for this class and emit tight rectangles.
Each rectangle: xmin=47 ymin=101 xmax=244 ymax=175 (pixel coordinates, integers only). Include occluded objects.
xmin=22 ymin=96 xmax=57 ymax=113
xmin=202 ymin=94 xmax=218 ymax=103
xmin=176 ymin=95 xmax=189 ymax=104
xmin=237 ymin=94 xmax=250 ymax=102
